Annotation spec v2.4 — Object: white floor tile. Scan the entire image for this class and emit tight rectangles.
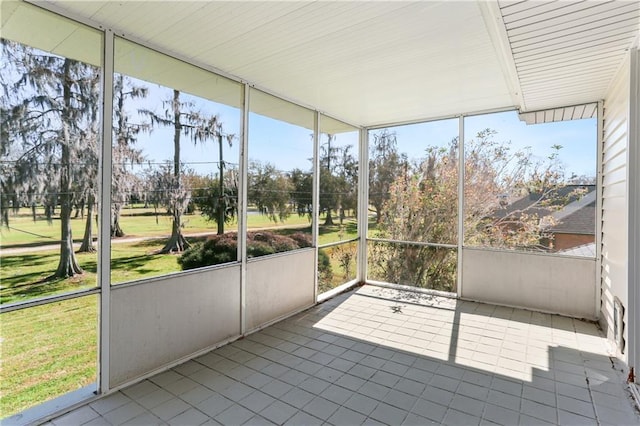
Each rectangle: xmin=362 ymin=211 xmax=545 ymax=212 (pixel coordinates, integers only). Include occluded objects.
xmin=50 ymin=287 xmax=640 ymax=426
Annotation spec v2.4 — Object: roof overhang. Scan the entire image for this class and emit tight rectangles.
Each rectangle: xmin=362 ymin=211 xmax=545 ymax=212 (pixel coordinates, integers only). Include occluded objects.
xmin=518 ymin=103 xmax=598 ymax=125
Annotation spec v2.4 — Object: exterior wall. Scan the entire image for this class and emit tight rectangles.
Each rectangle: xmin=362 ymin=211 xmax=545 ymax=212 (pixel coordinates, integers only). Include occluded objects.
xmin=462 ymin=248 xmax=597 ymax=319
xmin=109 ymin=265 xmax=241 ymax=387
xmin=601 ymin=54 xmax=631 ymax=361
xmin=245 ymin=249 xmax=316 ymax=333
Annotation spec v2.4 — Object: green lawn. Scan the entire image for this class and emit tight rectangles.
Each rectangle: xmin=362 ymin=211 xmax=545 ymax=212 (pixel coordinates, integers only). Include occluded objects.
xmin=0 ymin=295 xmax=98 ymax=418
xmin=0 ymin=207 xmax=314 ymax=248
xmin=0 ymin=239 xmax=183 ymax=304
xmin=0 ymin=219 xmax=360 ymax=305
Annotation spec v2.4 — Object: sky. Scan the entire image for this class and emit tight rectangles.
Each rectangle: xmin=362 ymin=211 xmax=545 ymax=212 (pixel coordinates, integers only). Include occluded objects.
xmin=386 ymin=111 xmax=597 ymax=179
xmin=127 ymin=78 xmax=596 ymax=181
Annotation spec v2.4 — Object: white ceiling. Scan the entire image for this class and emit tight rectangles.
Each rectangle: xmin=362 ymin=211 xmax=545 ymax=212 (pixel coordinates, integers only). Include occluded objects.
xmin=8 ymin=0 xmax=640 ymax=127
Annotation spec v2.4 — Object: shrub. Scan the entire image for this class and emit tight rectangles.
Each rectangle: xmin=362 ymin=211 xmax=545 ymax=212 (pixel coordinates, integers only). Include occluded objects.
xmin=317 ymin=248 xmax=333 ymax=287
xmin=289 ymin=232 xmax=313 ymax=248
xmin=178 ymin=231 xmax=318 ymax=271
xmin=178 ymin=232 xmax=238 ymax=270
xmin=250 ymin=232 xmax=299 ymax=253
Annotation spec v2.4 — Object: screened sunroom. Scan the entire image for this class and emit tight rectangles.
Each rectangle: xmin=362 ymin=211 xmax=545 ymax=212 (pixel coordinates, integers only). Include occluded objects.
xmin=1 ymin=1 xmax=639 ymax=425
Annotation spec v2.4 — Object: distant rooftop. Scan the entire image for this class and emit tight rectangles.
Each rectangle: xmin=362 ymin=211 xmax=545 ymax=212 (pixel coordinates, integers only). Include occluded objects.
xmin=550 ymin=200 xmax=596 ymax=235
xmin=496 ymin=185 xmax=596 ymax=235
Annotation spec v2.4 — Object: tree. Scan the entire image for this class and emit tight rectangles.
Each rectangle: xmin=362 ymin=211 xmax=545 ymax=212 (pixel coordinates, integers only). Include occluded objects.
xmin=141 ymin=89 xmax=228 ymax=252
xmin=247 ymin=161 xmax=292 ymax=223
xmin=370 ymin=140 xmax=458 ymax=291
xmin=0 ymin=103 xmax=20 ymax=227
xmin=319 ymin=137 xmax=358 ymax=226
xmin=111 ymin=74 xmax=148 ymax=237
xmin=77 ymin=96 xmax=101 ymax=253
xmin=368 ymin=129 xmax=405 ymax=223
xmin=1 ymin=39 xmax=100 ymax=278
xmin=335 ymin=144 xmax=358 ymax=223
xmin=143 ymin=161 xmax=192 ymax=247
xmin=73 ymin=60 xmax=106 ymax=254
xmin=211 ymin=132 xmax=235 ymax=234
xmin=193 ymin=168 xmax=238 ymax=232
xmin=370 ymin=129 xmax=577 ymax=291
xmin=463 ymin=129 xmax=571 ymax=250
xmin=289 ymin=168 xmax=313 ymax=219
xmin=380 ymin=142 xmax=458 ymax=245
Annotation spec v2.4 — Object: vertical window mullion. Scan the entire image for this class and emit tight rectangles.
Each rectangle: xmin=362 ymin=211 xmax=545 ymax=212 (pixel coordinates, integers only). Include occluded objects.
xmin=98 ymin=28 xmax=115 ymax=394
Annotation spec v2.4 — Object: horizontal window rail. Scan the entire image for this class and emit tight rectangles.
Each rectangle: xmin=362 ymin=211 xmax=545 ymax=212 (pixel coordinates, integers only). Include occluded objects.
xmin=462 ymin=245 xmax=597 ymax=260
xmin=318 ymin=237 xmax=359 ymax=249
xmin=111 ymin=261 xmax=242 ymax=290
xmin=0 ymin=287 xmax=101 ymax=314
xmin=367 ymin=237 xmax=457 ymax=250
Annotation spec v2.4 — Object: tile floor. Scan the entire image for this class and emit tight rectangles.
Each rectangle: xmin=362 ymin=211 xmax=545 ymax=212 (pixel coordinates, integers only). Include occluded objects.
xmin=47 ymin=285 xmax=639 ymax=426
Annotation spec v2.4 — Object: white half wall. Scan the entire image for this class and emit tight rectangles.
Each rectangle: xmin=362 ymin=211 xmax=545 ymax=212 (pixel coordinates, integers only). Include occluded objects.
xmin=462 ymin=248 xmax=596 ymax=319
xmin=109 ymin=265 xmax=241 ymax=387
xmin=246 ymin=249 xmax=316 ymax=332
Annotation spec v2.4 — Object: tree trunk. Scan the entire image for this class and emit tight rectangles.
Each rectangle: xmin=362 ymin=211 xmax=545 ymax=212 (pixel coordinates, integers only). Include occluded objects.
xmin=160 ymin=89 xmax=188 ymax=253
xmin=52 ymin=59 xmax=83 ymax=279
xmin=160 ymin=211 xmax=190 ymax=253
xmin=217 ymin=194 xmax=225 ymax=235
xmin=54 ymin=142 xmax=83 ymax=277
xmin=217 ymin=134 xmax=225 ymax=235
xmin=78 ymin=194 xmax=96 ymax=252
xmin=45 ymin=203 xmax=53 ymax=224
xmin=324 ymin=209 xmax=334 ymax=226
xmin=111 ymin=204 xmax=125 ymax=237
xmin=74 ymin=198 xmax=85 ymax=219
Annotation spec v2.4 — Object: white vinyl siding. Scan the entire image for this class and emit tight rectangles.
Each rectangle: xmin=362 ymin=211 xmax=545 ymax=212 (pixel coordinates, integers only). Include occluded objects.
xmin=628 ymin=46 xmax=639 ymax=375
xmin=601 ymin=54 xmax=630 ymax=361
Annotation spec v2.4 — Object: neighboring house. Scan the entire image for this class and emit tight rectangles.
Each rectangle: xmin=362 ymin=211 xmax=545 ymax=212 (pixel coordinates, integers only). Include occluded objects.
xmin=548 ymin=192 xmax=596 ymax=251
xmin=494 ymin=184 xmax=596 ymax=253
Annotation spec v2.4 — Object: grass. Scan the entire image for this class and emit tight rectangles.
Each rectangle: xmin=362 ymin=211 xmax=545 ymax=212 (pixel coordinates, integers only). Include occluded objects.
xmin=0 ymin=221 xmax=360 ymax=305
xmin=1 ymin=251 xmax=98 ymax=304
xmin=0 ymin=208 xmax=362 ymax=417
xmin=0 ymin=207 xmax=313 ymax=249
xmin=0 ymin=295 xmax=98 ymax=418
xmin=0 ymin=241 xmax=181 ymax=304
